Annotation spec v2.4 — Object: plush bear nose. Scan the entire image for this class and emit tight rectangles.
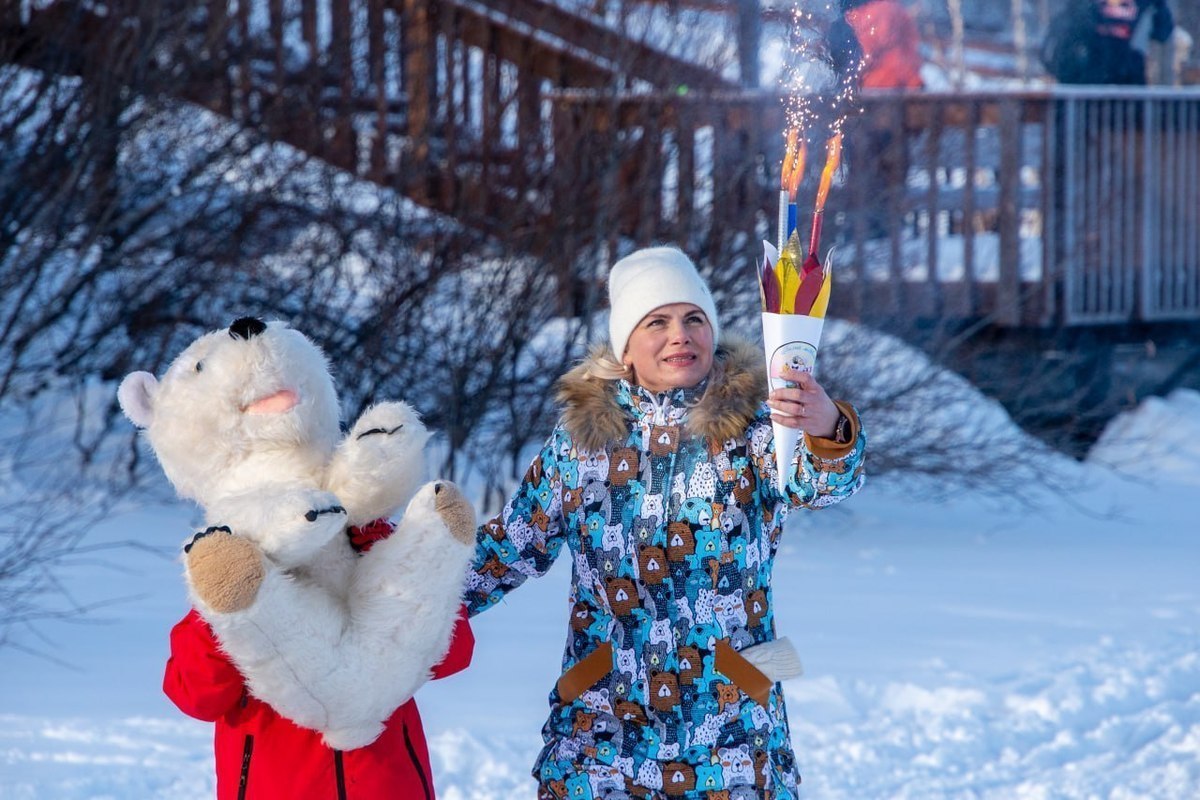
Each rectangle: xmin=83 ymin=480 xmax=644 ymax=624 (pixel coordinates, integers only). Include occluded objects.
xmin=228 ymin=317 xmax=267 ymax=340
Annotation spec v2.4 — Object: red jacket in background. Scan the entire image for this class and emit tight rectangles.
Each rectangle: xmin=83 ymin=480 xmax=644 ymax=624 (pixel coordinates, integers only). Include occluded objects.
xmin=164 ymin=606 xmax=473 ymax=800
xmin=846 ymin=0 xmax=925 ymax=89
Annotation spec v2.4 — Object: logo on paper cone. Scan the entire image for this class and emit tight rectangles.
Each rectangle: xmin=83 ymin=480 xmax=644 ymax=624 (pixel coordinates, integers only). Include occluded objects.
xmin=769 ymin=341 xmax=817 ymax=389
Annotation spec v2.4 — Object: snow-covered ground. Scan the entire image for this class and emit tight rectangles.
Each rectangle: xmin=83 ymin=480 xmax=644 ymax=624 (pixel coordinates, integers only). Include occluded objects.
xmin=2 ymin=384 xmax=1198 ymax=799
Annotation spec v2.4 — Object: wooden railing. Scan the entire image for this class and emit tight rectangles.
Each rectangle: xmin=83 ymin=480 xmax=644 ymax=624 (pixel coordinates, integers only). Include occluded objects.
xmin=1053 ymin=88 xmax=1200 ymax=325
xmin=152 ymin=0 xmax=738 ymax=229
xmin=547 ymin=87 xmax=1200 ymax=327
xmin=8 ymin=3 xmax=1198 ymax=328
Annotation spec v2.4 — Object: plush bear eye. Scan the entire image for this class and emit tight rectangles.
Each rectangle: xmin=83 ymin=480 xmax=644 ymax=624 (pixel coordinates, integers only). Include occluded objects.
xmin=194 ymin=361 xmax=204 ymax=373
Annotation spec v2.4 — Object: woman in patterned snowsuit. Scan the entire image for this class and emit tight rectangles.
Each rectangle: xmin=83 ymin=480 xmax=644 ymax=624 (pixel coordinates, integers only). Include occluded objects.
xmin=465 ymin=247 xmax=866 ymax=799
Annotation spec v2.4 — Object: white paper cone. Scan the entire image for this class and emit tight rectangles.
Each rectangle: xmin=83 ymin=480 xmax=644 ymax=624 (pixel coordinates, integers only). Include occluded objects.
xmin=761 ymin=312 xmax=826 ymax=492
xmin=762 ymin=240 xmax=778 ymax=269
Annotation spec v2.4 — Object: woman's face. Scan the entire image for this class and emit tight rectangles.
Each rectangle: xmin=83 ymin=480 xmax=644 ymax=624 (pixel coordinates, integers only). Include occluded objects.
xmin=622 ymin=303 xmax=714 ymax=393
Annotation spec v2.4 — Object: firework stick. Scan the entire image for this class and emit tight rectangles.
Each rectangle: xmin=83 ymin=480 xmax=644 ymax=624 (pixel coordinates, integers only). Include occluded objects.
xmin=777 ymin=190 xmax=788 ymax=253
xmin=779 ymin=130 xmax=807 ymax=249
xmin=808 ymin=212 xmax=824 ymax=260
xmin=808 ymin=132 xmax=842 ymax=257
xmin=787 ymin=139 xmax=806 ymax=246
xmin=778 ymin=129 xmax=796 ymax=250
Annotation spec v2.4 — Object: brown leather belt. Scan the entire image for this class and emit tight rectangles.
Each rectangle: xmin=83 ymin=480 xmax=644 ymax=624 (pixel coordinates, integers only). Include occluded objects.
xmin=557 ymin=641 xmax=614 ymax=703
xmin=714 ymin=639 xmax=773 ymax=706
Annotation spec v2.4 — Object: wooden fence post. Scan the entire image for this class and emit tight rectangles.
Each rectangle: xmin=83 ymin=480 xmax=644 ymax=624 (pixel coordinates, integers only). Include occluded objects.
xmin=368 ymin=0 xmax=387 ymax=180
xmin=997 ymin=98 xmax=1022 ymax=326
xmin=402 ymin=0 xmax=437 ymax=201
xmin=962 ymin=99 xmax=980 ymax=318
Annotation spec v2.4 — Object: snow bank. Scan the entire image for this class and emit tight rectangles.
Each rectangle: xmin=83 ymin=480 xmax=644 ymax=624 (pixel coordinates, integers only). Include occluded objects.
xmin=1087 ymin=389 xmax=1200 ymax=487
xmin=6 ymin=637 xmax=1197 ymax=799
xmin=789 ymin=637 xmax=1200 ymax=800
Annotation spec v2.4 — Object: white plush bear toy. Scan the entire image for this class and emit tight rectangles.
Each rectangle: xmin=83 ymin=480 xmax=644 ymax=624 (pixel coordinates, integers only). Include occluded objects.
xmin=119 ymin=316 xmax=474 ymax=750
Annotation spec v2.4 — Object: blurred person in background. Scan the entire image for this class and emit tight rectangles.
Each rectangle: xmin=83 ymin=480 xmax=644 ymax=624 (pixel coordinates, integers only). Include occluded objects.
xmin=832 ymin=0 xmax=924 ymax=89
xmin=1043 ymin=0 xmax=1176 ymax=85
xmin=829 ymin=0 xmax=925 ymax=240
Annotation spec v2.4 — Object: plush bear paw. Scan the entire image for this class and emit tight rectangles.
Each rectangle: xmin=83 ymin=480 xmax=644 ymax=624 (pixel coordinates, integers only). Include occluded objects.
xmin=184 ymin=527 xmax=266 ymax=614
xmin=330 ymin=402 xmax=431 ymax=526
xmin=266 ymin=489 xmax=348 ymax=565
xmin=433 ymin=481 xmax=475 ymax=545
xmin=350 ymin=401 xmax=424 ymax=446
xmin=207 ymin=488 xmax=347 ymax=568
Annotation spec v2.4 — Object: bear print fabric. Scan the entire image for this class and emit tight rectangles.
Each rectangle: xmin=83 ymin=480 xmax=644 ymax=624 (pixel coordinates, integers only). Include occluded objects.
xmin=466 ymin=345 xmax=865 ymax=799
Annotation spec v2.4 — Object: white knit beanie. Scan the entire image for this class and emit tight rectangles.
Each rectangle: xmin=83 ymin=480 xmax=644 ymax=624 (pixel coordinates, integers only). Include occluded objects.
xmin=607 ymin=246 xmax=720 ymax=358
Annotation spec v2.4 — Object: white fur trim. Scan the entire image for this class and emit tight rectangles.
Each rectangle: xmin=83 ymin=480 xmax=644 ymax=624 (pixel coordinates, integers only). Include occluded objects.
xmin=607 ymin=246 xmax=720 ymax=358
xmin=739 ymin=637 xmax=804 ymax=682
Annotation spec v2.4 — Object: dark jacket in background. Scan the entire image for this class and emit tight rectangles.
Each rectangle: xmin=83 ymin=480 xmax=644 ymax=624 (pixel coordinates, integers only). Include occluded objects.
xmin=1044 ymin=0 xmax=1175 ymax=85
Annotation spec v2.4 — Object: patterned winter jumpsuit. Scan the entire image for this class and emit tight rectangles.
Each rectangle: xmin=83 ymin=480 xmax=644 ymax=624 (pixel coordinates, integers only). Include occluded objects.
xmin=465 ymin=349 xmax=865 ymax=800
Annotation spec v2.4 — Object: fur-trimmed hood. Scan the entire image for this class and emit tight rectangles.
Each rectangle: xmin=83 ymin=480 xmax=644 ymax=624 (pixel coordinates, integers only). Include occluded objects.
xmin=555 ymin=338 xmax=767 ymax=451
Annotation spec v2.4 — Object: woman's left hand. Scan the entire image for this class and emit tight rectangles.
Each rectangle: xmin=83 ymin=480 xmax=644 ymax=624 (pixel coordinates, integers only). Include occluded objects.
xmin=767 ymin=366 xmax=840 ymax=437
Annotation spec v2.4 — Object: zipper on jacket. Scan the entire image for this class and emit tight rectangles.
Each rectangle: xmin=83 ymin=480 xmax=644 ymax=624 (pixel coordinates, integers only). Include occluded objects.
xmin=402 ymin=722 xmax=432 ymax=800
xmin=334 ymin=750 xmax=347 ymax=800
xmin=237 ymin=734 xmax=254 ymax=800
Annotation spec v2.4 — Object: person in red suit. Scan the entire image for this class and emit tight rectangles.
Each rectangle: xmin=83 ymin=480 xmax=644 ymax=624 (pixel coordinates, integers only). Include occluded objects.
xmin=164 ymin=522 xmax=474 ymax=800
xmin=837 ymin=0 xmax=925 ymax=89
xmin=829 ymin=0 xmax=925 ymax=239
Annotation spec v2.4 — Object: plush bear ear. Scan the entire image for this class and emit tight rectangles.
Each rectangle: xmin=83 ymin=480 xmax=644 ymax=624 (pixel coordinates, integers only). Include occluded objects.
xmin=118 ymin=371 xmax=159 ymax=429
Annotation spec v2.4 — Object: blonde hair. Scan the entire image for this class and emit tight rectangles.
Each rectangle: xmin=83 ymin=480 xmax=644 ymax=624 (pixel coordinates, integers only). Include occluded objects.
xmin=585 ymin=350 xmax=630 ymax=381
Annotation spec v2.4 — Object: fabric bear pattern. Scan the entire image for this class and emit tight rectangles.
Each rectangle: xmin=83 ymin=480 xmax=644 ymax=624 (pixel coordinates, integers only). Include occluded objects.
xmin=467 ymin=378 xmax=865 ymax=798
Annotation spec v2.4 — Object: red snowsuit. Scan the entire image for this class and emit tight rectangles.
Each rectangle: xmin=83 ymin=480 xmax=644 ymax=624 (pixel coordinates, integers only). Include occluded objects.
xmin=164 ymin=558 xmax=473 ymax=800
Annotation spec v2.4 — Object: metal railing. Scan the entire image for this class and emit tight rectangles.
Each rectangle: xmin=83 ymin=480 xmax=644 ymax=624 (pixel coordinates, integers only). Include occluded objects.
xmin=1053 ymin=87 xmax=1200 ymax=324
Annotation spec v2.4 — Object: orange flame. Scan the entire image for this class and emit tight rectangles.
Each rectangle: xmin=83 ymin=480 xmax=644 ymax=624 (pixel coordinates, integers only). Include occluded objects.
xmin=780 ymin=128 xmax=807 ymax=200
xmin=780 ymin=128 xmax=798 ymax=192
xmin=788 ymin=139 xmax=806 ymax=199
xmin=814 ymin=132 xmax=843 ymax=211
